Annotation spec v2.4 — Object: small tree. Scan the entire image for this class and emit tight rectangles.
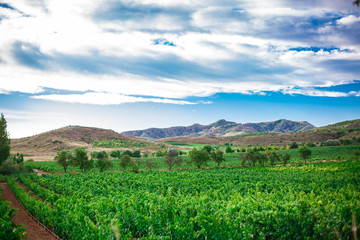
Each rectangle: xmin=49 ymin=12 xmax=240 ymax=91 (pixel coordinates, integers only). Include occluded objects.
xmin=353 ymin=150 xmax=360 ymax=160
xmin=91 ymin=151 xmax=108 ymax=160
xmin=123 ymin=150 xmax=132 ymax=156
xmin=110 ymin=150 xmax=121 ymax=158
xmin=189 ymin=148 xmax=210 ymax=169
xmin=281 ymin=153 xmax=291 ymax=165
xmin=71 ymin=147 xmax=93 ymax=173
xmin=96 ymin=159 xmax=114 ymax=172
xmin=145 ymin=159 xmax=158 ymax=171
xmin=202 ymin=145 xmax=213 ymax=154
xmin=119 ymin=154 xmax=132 ymax=170
xmin=55 ymin=150 xmax=71 ymax=173
xmin=289 ymin=142 xmax=299 ymax=149
xmin=211 ymin=149 xmax=225 ymax=166
xmin=0 ymin=113 xmax=11 ymax=166
xmin=164 ymin=149 xmax=183 ymax=170
xmin=131 ymin=150 xmax=141 ymax=158
xmin=225 ymin=146 xmax=234 ymax=153
xmin=267 ymin=151 xmax=280 ymax=166
xmin=299 ymin=147 xmax=311 ymax=164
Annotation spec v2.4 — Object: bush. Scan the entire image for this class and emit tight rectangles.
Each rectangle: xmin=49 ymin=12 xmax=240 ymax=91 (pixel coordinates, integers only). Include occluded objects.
xmin=0 ymin=159 xmax=26 ymax=175
xmin=320 ymin=139 xmax=341 ymax=146
xmin=225 ymin=146 xmax=234 ymax=153
xmin=289 ymin=142 xmax=299 ymax=149
xmin=306 ymin=142 xmax=316 ymax=148
xmin=339 ymin=139 xmax=353 ymax=145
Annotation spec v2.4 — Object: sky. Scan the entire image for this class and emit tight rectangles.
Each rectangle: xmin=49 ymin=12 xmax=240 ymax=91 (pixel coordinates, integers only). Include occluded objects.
xmin=0 ymin=0 xmax=360 ymax=138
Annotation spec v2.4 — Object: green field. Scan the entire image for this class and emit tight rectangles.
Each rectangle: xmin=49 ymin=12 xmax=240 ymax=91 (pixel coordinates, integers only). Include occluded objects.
xmin=8 ymin=160 xmax=360 ymax=239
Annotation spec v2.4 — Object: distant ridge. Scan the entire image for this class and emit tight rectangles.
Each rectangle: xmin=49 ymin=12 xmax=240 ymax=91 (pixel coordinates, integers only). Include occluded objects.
xmin=122 ymin=119 xmax=315 ymax=140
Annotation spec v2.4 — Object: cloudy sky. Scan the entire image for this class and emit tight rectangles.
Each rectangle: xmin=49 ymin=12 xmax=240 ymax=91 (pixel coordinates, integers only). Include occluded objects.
xmin=0 ymin=0 xmax=360 ymax=138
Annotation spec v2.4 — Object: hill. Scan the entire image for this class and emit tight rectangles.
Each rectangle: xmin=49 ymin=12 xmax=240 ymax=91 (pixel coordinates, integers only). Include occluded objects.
xmin=157 ymin=119 xmax=360 ymax=146
xmin=122 ymin=119 xmax=315 ymax=140
xmin=11 ymin=125 xmax=155 ymax=153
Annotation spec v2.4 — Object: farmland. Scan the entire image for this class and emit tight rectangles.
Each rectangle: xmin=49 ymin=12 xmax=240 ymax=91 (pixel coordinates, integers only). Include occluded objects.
xmin=5 ymin=160 xmax=360 ymax=239
xmin=24 ymin=145 xmax=360 ymax=173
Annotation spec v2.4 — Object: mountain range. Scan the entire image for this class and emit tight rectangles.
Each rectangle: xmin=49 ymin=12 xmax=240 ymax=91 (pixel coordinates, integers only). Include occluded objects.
xmin=122 ymin=119 xmax=315 ymax=140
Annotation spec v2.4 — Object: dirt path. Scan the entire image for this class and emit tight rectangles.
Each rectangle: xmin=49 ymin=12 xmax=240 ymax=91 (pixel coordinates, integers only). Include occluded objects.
xmin=0 ymin=182 xmax=58 ymax=240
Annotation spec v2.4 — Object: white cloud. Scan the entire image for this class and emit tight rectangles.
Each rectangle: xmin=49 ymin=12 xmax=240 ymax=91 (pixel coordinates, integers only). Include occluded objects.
xmin=31 ymin=92 xmax=196 ymax=105
xmin=282 ymin=89 xmax=350 ymax=97
xmin=337 ymin=15 xmax=360 ymax=25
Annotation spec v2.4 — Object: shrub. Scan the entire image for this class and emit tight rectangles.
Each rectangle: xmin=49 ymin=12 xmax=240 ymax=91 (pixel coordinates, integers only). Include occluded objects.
xmin=320 ymin=139 xmax=341 ymax=146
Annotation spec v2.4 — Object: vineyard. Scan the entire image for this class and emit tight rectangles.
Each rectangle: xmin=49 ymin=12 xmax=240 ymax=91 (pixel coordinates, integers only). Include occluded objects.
xmin=5 ymin=160 xmax=360 ymax=239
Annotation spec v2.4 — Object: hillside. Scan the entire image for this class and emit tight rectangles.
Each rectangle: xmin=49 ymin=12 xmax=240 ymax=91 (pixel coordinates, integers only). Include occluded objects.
xmin=122 ymin=119 xmax=315 ymax=140
xmin=11 ymin=126 xmax=154 ymax=153
xmin=157 ymin=119 xmax=360 ymax=146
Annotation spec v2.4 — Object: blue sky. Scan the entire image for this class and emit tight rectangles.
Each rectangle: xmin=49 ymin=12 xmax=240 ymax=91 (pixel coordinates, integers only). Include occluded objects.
xmin=0 ymin=0 xmax=359 ymax=138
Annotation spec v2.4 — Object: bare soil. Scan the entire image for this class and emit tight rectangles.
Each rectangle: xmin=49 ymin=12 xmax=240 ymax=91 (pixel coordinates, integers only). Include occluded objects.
xmin=0 ymin=182 xmax=58 ymax=240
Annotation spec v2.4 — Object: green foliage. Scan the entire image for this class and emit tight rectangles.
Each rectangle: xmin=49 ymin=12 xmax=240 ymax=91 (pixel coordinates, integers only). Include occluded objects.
xmin=91 ymin=151 xmax=108 ymax=160
xmin=0 ymin=159 xmax=25 ymax=175
xmin=164 ymin=149 xmax=183 ymax=170
xmin=96 ymin=159 xmax=114 ymax=172
xmin=299 ymin=147 xmax=312 ymax=163
xmin=267 ymin=151 xmax=280 ymax=166
xmin=119 ymin=155 xmax=132 ymax=170
xmin=320 ymin=139 xmax=341 ymax=146
xmin=225 ymin=145 xmax=234 ymax=153
xmin=210 ymin=149 xmax=225 ymax=166
xmin=188 ymin=148 xmax=210 ymax=169
xmin=242 ymin=149 xmax=261 ymax=166
xmin=110 ymin=150 xmax=121 ymax=158
xmin=131 ymin=150 xmax=141 ymax=158
xmin=354 ymin=150 xmax=360 ymax=160
xmin=339 ymin=138 xmax=353 ymax=145
xmin=306 ymin=142 xmax=317 ymax=148
xmin=0 ymin=113 xmax=10 ymax=166
xmin=10 ymin=161 xmax=360 ymax=239
xmin=92 ymin=139 xmax=152 ymax=148
xmin=55 ymin=150 xmax=72 ymax=173
xmin=0 ymin=188 xmax=26 ymax=239
xmin=202 ymin=145 xmax=213 ymax=154
xmin=145 ymin=159 xmax=158 ymax=171
xmin=289 ymin=141 xmax=299 ymax=149
xmin=155 ymin=150 xmax=165 ymax=157
xmin=281 ymin=152 xmax=291 ymax=164
xmin=71 ymin=147 xmax=93 ymax=173
xmin=123 ymin=150 xmax=132 ymax=157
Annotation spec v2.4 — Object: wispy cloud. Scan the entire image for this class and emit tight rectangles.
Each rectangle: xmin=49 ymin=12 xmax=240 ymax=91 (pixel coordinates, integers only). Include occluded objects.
xmin=31 ymin=92 xmax=196 ymax=105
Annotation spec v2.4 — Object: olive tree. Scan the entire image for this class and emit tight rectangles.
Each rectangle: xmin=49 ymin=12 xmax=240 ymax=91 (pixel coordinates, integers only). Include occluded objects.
xmin=299 ymin=147 xmax=311 ymax=164
xmin=55 ymin=150 xmax=72 ymax=173
xmin=119 ymin=154 xmax=132 ymax=170
xmin=211 ymin=149 xmax=225 ymax=166
xmin=71 ymin=147 xmax=93 ymax=173
xmin=189 ymin=148 xmax=210 ymax=169
xmin=164 ymin=149 xmax=183 ymax=170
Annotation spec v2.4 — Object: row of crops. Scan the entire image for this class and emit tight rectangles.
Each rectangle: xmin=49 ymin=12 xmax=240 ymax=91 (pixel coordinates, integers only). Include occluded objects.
xmin=8 ymin=160 xmax=360 ymax=239
xmin=0 ymin=186 xmax=26 ymax=239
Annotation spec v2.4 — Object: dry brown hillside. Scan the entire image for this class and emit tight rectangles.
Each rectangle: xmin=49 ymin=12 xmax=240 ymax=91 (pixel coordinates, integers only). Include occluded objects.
xmin=11 ymin=126 xmax=154 ymax=153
